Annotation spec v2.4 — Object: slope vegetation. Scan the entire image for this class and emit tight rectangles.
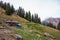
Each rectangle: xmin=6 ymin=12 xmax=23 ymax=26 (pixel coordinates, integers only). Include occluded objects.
xmin=0 ymin=8 xmax=60 ymax=40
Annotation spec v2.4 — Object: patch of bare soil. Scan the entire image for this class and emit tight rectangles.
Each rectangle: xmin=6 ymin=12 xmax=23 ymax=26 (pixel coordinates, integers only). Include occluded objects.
xmin=0 ymin=27 xmax=16 ymax=40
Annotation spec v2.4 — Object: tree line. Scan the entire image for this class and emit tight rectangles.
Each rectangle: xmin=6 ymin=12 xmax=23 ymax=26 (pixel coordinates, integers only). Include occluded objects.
xmin=17 ymin=7 xmax=41 ymax=24
xmin=0 ymin=1 xmax=41 ymax=24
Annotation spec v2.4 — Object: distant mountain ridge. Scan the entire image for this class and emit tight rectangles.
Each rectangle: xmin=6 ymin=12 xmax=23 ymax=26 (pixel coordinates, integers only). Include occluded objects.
xmin=42 ymin=18 xmax=60 ymax=28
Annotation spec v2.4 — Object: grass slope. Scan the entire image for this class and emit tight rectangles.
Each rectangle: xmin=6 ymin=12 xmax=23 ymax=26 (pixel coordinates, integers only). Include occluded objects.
xmin=0 ymin=8 xmax=60 ymax=40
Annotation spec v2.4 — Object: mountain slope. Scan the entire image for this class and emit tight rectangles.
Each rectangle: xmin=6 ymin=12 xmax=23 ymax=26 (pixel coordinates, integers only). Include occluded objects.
xmin=42 ymin=18 xmax=60 ymax=28
xmin=0 ymin=8 xmax=60 ymax=40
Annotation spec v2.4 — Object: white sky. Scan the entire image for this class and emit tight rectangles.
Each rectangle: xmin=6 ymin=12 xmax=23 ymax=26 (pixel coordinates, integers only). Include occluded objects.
xmin=0 ymin=0 xmax=60 ymax=21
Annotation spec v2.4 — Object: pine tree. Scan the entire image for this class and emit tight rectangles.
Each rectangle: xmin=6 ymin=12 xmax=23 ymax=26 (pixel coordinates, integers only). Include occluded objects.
xmin=47 ymin=23 xmax=53 ymax=28
xmin=31 ymin=15 xmax=34 ymax=22
xmin=34 ymin=14 xmax=39 ymax=23
xmin=17 ymin=7 xmax=25 ymax=18
xmin=57 ymin=22 xmax=60 ymax=30
xmin=25 ymin=12 xmax=29 ymax=20
xmin=6 ymin=3 xmax=11 ymax=15
xmin=38 ymin=18 xmax=41 ymax=24
xmin=17 ymin=7 xmax=21 ymax=16
xmin=28 ymin=11 xmax=31 ymax=21
xmin=0 ymin=1 xmax=3 ymax=8
xmin=21 ymin=9 xmax=25 ymax=18
xmin=10 ymin=5 xmax=15 ymax=13
xmin=3 ymin=2 xmax=6 ymax=9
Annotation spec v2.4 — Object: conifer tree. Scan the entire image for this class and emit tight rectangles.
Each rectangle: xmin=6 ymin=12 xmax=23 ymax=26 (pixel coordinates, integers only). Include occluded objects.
xmin=34 ymin=14 xmax=39 ymax=23
xmin=57 ymin=22 xmax=60 ymax=30
xmin=25 ymin=12 xmax=29 ymax=20
xmin=6 ymin=3 xmax=11 ymax=15
xmin=3 ymin=2 xmax=6 ymax=9
xmin=31 ymin=15 xmax=34 ymax=22
xmin=10 ymin=5 xmax=15 ymax=14
xmin=17 ymin=7 xmax=25 ymax=18
xmin=38 ymin=18 xmax=41 ymax=24
xmin=47 ymin=23 xmax=53 ymax=27
xmin=21 ymin=9 xmax=25 ymax=18
xmin=0 ymin=1 xmax=3 ymax=7
xmin=28 ymin=11 xmax=31 ymax=21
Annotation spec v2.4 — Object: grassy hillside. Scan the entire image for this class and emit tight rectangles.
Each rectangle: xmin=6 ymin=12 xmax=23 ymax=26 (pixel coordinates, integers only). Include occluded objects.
xmin=0 ymin=8 xmax=60 ymax=40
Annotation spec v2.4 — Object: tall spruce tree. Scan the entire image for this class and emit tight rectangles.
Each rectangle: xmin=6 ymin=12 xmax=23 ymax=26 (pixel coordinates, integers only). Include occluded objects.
xmin=28 ymin=11 xmax=31 ymax=21
xmin=0 ymin=1 xmax=3 ymax=8
xmin=6 ymin=3 xmax=11 ymax=15
xmin=47 ymin=23 xmax=53 ymax=28
xmin=17 ymin=7 xmax=22 ymax=17
xmin=10 ymin=5 xmax=15 ymax=14
xmin=25 ymin=12 xmax=29 ymax=20
xmin=31 ymin=15 xmax=34 ymax=22
xmin=3 ymin=2 xmax=6 ymax=9
xmin=17 ymin=7 xmax=25 ymax=18
xmin=21 ymin=9 xmax=25 ymax=18
xmin=57 ymin=22 xmax=60 ymax=30
xmin=34 ymin=14 xmax=39 ymax=23
xmin=38 ymin=18 xmax=41 ymax=24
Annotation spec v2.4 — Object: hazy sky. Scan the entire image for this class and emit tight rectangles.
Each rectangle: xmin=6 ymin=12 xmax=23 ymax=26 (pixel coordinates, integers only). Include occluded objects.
xmin=0 ymin=0 xmax=60 ymax=21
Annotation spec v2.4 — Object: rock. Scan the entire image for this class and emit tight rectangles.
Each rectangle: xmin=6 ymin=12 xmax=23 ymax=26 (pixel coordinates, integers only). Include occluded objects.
xmin=15 ymin=34 xmax=23 ymax=40
xmin=44 ymin=32 xmax=56 ymax=39
xmin=0 ymin=26 xmax=6 ymax=29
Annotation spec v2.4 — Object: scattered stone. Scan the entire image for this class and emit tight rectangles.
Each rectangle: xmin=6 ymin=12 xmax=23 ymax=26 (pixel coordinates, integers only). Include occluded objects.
xmin=44 ymin=32 xmax=56 ymax=39
xmin=0 ymin=26 xmax=6 ymax=29
xmin=15 ymin=34 xmax=23 ymax=40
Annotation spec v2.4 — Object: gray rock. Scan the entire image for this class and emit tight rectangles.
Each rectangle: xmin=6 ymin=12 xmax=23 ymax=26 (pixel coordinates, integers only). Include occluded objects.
xmin=44 ymin=32 xmax=56 ymax=39
xmin=15 ymin=34 xmax=23 ymax=40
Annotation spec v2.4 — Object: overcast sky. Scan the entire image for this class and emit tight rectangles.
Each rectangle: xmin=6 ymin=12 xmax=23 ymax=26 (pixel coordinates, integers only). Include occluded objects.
xmin=0 ymin=0 xmax=60 ymax=21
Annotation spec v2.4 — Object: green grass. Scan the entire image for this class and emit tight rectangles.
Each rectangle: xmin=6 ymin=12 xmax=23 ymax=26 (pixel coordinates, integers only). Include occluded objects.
xmin=13 ymin=23 xmax=51 ymax=40
xmin=26 ymin=23 xmax=43 ymax=31
xmin=14 ymin=23 xmax=60 ymax=40
xmin=14 ymin=28 xmax=51 ymax=40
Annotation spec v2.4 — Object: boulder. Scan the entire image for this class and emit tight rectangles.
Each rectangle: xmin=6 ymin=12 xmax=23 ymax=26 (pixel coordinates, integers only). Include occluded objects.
xmin=15 ymin=34 xmax=23 ymax=40
xmin=44 ymin=32 xmax=56 ymax=39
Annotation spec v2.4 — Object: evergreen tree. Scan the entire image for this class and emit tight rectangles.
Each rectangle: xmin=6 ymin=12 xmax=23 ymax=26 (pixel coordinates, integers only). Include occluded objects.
xmin=3 ymin=2 xmax=6 ymax=9
xmin=17 ymin=7 xmax=25 ymax=18
xmin=17 ymin=7 xmax=21 ymax=16
xmin=10 ymin=5 xmax=15 ymax=13
xmin=47 ymin=23 xmax=53 ymax=27
xmin=31 ymin=15 xmax=34 ymax=22
xmin=57 ymin=22 xmax=60 ymax=30
xmin=25 ymin=12 xmax=29 ymax=20
xmin=21 ymin=9 xmax=25 ymax=18
xmin=0 ymin=1 xmax=3 ymax=8
xmin=6 ymin=3 xmax=11 ymax=15
xmin=34 ymin=14 xmax=39 ymax=23
xmin=28 ymin=11 xmax=31 ymax=21
xmin=38 ymin=18 xmax=41 ymax=24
